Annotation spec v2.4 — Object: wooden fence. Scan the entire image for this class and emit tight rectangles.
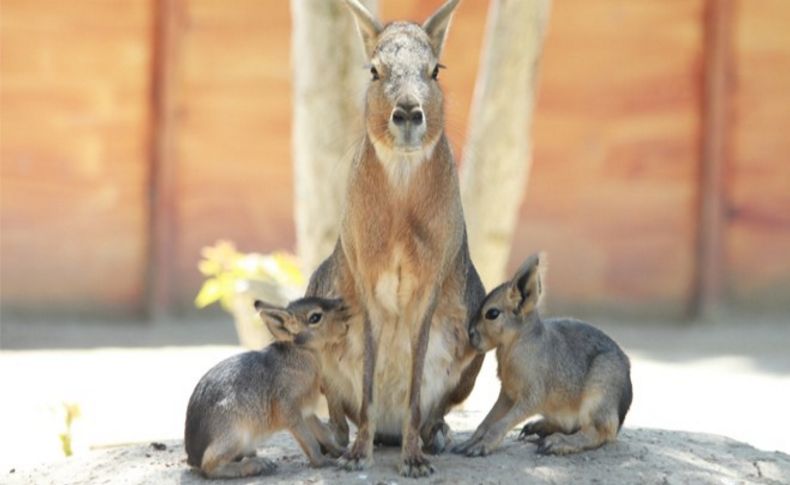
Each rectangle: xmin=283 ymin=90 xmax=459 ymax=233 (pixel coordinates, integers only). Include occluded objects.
xmin=2 ymin=0 xmax=788 ymax=319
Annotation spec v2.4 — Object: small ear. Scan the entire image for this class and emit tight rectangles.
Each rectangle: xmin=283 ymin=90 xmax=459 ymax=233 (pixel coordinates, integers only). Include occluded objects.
xmin=327 ymin=298 xmax=351 ymax=320
xmin=254 ymin=300 xmax=292 ymax=341
xmin=326 ymin=298 xmax=345 ymax=310
xmin=506 ymin=252 xmax=546 ymax=316
xmin=422 ymin=0 xmax=461 ymax=58
xmin=342 ymin=0 xmax=382 ymax=59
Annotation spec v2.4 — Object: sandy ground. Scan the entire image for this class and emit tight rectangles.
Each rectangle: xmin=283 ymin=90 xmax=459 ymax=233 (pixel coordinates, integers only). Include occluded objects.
xmin=1 ymin=316 xmax=789 ymax=483
xmin=6 ymin=426 xmax=790 ymax=484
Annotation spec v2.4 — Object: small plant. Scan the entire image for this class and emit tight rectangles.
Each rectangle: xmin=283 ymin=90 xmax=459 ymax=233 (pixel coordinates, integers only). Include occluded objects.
xmin=195 ymin=240 xmax=305 ymax=312
xmin=58 ymin=402 xmax=81 ymax=457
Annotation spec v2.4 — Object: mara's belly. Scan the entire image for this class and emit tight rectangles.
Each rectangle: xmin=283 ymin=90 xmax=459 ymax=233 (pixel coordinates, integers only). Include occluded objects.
xmin=362 ymin=250 xmax=472 ymax=434
xmin=373 ymin=317 xmax=467 ymax=435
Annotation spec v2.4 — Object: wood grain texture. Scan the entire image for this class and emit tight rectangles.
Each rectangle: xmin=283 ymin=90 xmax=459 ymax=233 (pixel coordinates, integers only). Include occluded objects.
xmin=725 ymin=0 xmax=790 ymax=311
xmin=1 ymin=0 xmax=152 ymax=315
xmin=694 ymin=0 xmax=734 ymax=317
xmin=169 ymin=0 xmax=294 ymax=311
xmin=509 ymin=0 xmax=706 ymax=317
xmin=2 ymin=0 xmax=789 ymax=317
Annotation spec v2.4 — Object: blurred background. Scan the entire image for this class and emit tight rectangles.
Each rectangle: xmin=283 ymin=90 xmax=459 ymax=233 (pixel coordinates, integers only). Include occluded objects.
xmin=1 ymin=0 xmax=789 ymax=471
xmin=2 ymin=0 xmax=788 ymax=321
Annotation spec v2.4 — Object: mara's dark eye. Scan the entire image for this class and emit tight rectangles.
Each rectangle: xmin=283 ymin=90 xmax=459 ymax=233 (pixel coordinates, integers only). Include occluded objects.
xmin=370 ymin=66 xmax=379 ymax=81
xmin=484 ymin=308 xmax=501 ymax=320
xmin=431 ymin=64 xmax=444 ymax=80
xmin=308 ymin=312 xmax=322 ymax=325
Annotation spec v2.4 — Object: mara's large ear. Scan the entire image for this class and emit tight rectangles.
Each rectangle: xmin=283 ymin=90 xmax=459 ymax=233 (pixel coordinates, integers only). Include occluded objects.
xmin=505 ymin=252 xmax=546 ymax=316
xmin=254 ymin=300 xmax=293 ymax=341
xmin=422 ymin=0 xmax=461 ymax=58
xmin=342 ymin=0 xmax=382 ymax=59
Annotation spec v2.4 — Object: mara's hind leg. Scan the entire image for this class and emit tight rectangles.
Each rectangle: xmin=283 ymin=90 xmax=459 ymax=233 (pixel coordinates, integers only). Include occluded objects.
xmin=536 ymin=413 xmax=618 ymax=455
xmin=538 ymin=354 xmax=626 ymax=455
xmin=233 ymin=449 xmax=257 ymax=461
xmin=518 ymin=416 xmax=563 ymax=442
xmin=201 ymin=440 xmax=276 ymax=478
xmin=422 ymin=352 xmax=486 ymax=454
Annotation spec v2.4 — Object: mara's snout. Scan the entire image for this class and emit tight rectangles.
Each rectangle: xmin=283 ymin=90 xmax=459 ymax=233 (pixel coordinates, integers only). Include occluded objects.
xmin=390 ymin=96 xmax=426 ymax=148
xmin=294 ymin=331 xmax=311 ymax=346
xmin=468 ymin=327 xmax=482 ymax=352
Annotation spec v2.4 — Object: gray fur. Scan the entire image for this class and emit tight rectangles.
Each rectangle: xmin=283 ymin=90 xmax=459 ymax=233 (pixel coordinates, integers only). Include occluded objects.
xmin=185 ymin=343 xmax=315 ymax=468
xmin=456 ymin=253 xmax=632 ymax=457
xmin=184 ymin=297 xmax=348 ymax=478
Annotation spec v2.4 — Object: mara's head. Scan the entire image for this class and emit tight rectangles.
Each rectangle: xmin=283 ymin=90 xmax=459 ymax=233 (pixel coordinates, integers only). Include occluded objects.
xmin=343 ymin=0 xmax=460 ymax=154
xmin=255 ymin=297 xmax=351 ymax=349
xmin=469 ymin=252 xmax=546 ymax=352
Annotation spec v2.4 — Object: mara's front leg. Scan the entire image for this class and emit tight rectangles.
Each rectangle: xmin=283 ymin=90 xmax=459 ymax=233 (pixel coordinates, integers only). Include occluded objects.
xmin=400 ymin=289 xmax=440 ymax=477
xmin=463 ymin=395 xmax=538 ymax=457
xmin=452 ymin=388 xmax=513 ymax=454
xmin=338 ymin=310 xmax=377 ymax=470
xmin=325 ymin=389 xmax=350 ymax=448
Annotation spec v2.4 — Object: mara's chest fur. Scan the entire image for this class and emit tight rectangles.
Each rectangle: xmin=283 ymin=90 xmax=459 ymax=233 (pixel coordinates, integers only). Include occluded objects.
xmin=340 ymin=137 xmax=470 ymax=434
xmin=345 ymin=139 xmax=461 ymax=319
xmin=496 ymin=341 xmax=533 ymax=401
xmin=372 ymin=243 xmax=420 ymax=316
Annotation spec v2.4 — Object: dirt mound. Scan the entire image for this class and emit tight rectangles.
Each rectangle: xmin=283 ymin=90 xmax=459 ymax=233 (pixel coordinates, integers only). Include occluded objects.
xmin=8 ymin=424 xmax=789 ymax=484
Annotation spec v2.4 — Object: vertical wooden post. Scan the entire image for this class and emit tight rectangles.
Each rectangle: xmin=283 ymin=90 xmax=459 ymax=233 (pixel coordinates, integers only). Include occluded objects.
xmin=291 ymin=0 xmax=376 ymax=274
xmin=460 ymin=0 xmax=552 ymax=290
xmin=694 ymin=0 xmax=734 ymax=318
xmin=146 ymin=0 xmax=181 ymax=318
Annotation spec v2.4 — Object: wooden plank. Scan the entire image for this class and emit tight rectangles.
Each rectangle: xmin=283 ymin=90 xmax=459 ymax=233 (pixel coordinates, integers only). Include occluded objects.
xmin=147 ymin=0 xmax=183 ymax=317
xmin=169 ymin=0 xmax=709 ymax=316
xmin=693 ymin=0 xmax=734 ymax=318
xmin=170 ymin=0 xmax=294 ymax=312
xmin=510 ymin=0 xmax=706 ymax=317
xmin=0 ymin=0 xmax=153 ymax=316
xmin=725 ymin=0 xmax=790 ymax=311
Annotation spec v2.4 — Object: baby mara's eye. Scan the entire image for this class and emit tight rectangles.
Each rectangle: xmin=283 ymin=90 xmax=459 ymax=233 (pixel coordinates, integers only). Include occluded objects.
xmin=431 ymin=63 xmax=445 ymax=80
xmin=484 ymin=308 xmax=501 ymax=320
xmin=308 ymin=312 xmax=322 ymax=325
xmin=370 ymin=66 xmax=379 ymax=81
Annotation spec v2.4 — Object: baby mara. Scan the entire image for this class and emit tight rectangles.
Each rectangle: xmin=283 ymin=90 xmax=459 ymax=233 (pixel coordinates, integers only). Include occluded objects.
xmin=455 ymin=252 xmax=632 ymax=457
xmin=184 ymin=297 xmax=349 ymax=478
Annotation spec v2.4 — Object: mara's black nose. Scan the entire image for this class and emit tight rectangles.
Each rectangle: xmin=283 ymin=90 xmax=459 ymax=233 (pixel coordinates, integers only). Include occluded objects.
xmin=392 ymin=101 xmax=423 ymax=126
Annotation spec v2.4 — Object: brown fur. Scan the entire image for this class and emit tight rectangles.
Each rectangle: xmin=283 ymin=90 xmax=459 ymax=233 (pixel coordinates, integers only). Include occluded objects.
xmin=305 ymin=0 xmax=482 ymax=477
xmin=455 ymin=253 xmax=633 ymax=457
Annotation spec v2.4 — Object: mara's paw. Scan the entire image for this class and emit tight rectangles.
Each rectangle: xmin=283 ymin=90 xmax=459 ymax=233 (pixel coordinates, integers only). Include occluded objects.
xmin=241 ymin=457 xmax=277 ymax=476
xmin=518 ymin=422 xmax=536 ymax=441
xmin=536 ymin=434 xmax=582 ymax=455
xmin=423 ymin=421 xmax=451 ymax=455
xmin=519 ymin=421 xmax=548 ymax=442
xmin=463 ymin=440 xmax=495 ymax=457
xmin=400 ymin=451 xmax=435 ymax=478
xmin=337 ymin=445 xmax=371 ymax=471
xmin=451 ymin=437 xmax=476 ymax=455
